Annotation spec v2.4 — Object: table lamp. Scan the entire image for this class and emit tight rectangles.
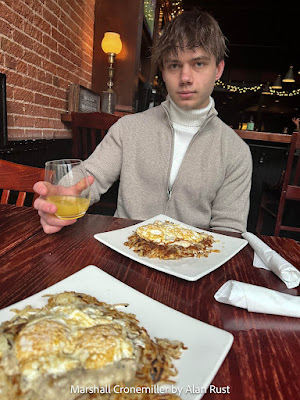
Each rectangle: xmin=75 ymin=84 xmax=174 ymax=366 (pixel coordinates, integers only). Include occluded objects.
xmin=101 ymin=32 xmax=122 ymax=114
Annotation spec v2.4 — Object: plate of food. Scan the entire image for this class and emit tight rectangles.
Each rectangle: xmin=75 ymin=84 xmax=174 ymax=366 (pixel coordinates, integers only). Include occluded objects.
xmin=94 ymin=214 xmax=248 ymax=281
xmin=0 ymin=266 xmax=233 ymax=400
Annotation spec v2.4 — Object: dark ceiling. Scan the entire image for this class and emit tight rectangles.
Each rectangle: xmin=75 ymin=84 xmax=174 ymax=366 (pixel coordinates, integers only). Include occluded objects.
xmin=182 ymin=0 xmax=299 ymax=81
xmin=181 ymin=0 xmax=299 ymax=130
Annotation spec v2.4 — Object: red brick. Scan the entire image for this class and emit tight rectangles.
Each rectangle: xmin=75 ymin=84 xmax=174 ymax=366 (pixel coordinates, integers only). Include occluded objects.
xmin=33 ymin=41 xmax=50 ymax=59
xmin=26 ymin=64 xmax=38 ymax=80
xmin=52 ymin=118 xmax=65 ymax=129
xmin=23 ymin=23 xmax=43 ymax=43
xmin=49 ymin=97 xmax=67 ymax=110
xmin=56 ymin=0 xmax=69 ymax=15
xmin=6 ymin=84 xmax=14 ymax=100
xmin=5 ymin=70 xmax=23 ymax=87
xmin=1 ymin=2 xmax=24 ymax=30
xmin=1 ymin=37 xmax=25 ymax=58
xmin=8 ymin=127 xmax=26 ymax=140
xmin=68 ymin=8 xmax=82 ymax=29
xmin=34 ymin=117 xmax=52 ymax=129
xmin=53 ymin=129 xmax=72 ymax=139
xmin=23 ymin=75 xmax=36 ymax=90
xmin=37 ymin=69 xmax=53 ymax=85
xmin=23 ymin=49 xmax=42 ymax=68
xmin=5 ymin=54 xmax=17 ymax=70
xmin=16 ymin=59 xmax=28 ymax=74
xmin=13 ymin=30 xmax=35 ymax=51
xmin=42 ymin=6 xmax=58 ymax=28
xmin=45 ymin=0 xmax=61 ymax=19
xmin=11 ymin=1 xmax=34 ymax=23
xmin=35 ymin=93 xmax=50 ymax=107
xmin=52 ymin=27 xmax=66 ymax=46
xmin=2 ymin=0 xmax=96 ymax=140
xmin=7 ymin=100 xmax=25 ymax=115
xmin=27 ymin=0 xmax=43 ymax=16
xmin=0 ymin=18 xmax=14 ymax=39
xmin=39 ymin=107 xmax=61 ymax=119
xmin=42 ymin=33 xmax=57 ymax=52
xmin=13 ymin=87 xmax=35 ymax=103
xmin=40 ymin=130 xmax=54 ymax=139
xmin=42 ymin=58 xmax=57 ymax=75
xmin=14 ymin=115 xmax=36 ymax=128
xmin=23 ymin=103 xmax=38 ymax=115
xmin=33 ymin=14 xmax=51 ymax=35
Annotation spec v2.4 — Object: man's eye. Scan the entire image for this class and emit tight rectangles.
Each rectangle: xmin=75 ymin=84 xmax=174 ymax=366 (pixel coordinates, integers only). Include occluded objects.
xmin=195 ymin=62 xmax=203 ymax=68
xmin=169 ymin=64 xmax=179 ymax=69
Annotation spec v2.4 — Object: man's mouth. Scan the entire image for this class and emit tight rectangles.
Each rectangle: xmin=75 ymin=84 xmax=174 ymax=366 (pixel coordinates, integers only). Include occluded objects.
xmin=178 ymin=91 xmax=195 ymax=99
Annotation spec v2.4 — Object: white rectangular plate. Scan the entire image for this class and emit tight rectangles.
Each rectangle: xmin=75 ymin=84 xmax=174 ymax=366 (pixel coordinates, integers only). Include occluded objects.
xmin=94 ymin=214 xmax=248 ymax=281
xmin=0 ymin=266 xmax=233 ymax=400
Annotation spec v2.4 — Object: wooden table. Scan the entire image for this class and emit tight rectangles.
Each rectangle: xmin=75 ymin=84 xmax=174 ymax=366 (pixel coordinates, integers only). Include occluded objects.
xmin=0 ymin=204 xmax=299 ymax=400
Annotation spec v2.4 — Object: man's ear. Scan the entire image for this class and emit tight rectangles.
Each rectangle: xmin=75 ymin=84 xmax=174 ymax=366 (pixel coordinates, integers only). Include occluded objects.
xmin=215 ymin=60 xmax=225 ymax=81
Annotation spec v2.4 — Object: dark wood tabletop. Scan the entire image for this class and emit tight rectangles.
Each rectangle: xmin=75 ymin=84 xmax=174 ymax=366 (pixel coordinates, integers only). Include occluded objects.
xmin=0 ymin=204 xmax=299 ymax=400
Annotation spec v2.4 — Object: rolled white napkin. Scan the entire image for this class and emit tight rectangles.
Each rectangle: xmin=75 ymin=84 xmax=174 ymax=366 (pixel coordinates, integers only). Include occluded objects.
xmin=242 ymin=232 xmax=300 ymax=289
xmin=214 ymin=280 xmax=300 ymax=318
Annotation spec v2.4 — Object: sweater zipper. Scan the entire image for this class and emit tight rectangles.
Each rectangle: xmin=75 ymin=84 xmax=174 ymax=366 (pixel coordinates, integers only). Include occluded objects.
xmin=165 ymin=121 xmax=175 ymax=203
xmin=164 ymin=110 xmax=214 ymax=208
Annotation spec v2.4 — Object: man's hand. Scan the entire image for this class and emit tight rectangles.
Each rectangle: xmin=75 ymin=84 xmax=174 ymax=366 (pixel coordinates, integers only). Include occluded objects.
xmin=33 ymin=176 xmax=94 ymax=234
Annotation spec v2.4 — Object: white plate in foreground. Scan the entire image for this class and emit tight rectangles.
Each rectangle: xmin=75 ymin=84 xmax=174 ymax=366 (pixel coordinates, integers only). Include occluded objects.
xmin=0 ymin=266 xmax=233 ymax=400
xmin=94 ymin=214 xmax=248 ymax=281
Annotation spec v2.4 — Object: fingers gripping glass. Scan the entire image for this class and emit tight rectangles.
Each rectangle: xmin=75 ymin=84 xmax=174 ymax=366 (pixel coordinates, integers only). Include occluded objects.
xmin=44 ymin=159 xmax=91 ymax=220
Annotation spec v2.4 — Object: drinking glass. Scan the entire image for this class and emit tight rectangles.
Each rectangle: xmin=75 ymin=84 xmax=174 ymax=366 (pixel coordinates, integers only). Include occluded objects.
xmin=44 ymin=159 xmax=91 ymax=220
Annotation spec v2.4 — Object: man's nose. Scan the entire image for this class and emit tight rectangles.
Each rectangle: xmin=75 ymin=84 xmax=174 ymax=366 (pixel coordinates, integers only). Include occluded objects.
xmin=179 ymin=65 xmax=193 ymax=85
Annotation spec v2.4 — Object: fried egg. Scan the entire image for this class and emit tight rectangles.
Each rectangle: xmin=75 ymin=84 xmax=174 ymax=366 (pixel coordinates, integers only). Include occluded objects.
xmin=0 ymin=292 xmax=185 ymax=400
xmin=14 ymin=304 xmax=136 ymax=383
xmin=136 ymin=221 xmax=205 ymax=247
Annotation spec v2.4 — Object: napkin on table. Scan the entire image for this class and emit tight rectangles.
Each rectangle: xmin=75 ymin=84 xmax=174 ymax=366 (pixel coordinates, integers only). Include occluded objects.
xmin=214 ymin=280 xmax=300 ymax=318
xmin=242 ymin=232 xmax=300 ymax=289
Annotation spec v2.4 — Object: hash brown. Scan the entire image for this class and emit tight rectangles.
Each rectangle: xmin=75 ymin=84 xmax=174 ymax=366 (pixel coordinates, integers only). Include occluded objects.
xmin=125 ymin=221 xmax=217 ymax=260
xmin=0 ymin=292 xmax=185 ymax=400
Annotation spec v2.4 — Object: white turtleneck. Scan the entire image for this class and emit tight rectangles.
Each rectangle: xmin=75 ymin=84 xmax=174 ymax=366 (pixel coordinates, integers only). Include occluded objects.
xmin=168 ymin=96 xmax=213 ymax=191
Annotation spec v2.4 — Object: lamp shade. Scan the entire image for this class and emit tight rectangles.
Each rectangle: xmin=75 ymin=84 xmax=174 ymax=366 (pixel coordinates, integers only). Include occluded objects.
xmin=282 ymin=66 xmax=295 ymax=82
xmin=101 ymin=32 xmax=122 ymax=55
xmin=271 ymin=75 xmax=282 ymax=90
xmin=262 ymin=82 xmax=271 ymax=95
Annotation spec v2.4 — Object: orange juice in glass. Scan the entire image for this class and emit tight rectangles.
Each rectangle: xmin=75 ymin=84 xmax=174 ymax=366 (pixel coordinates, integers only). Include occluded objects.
xmin=45 ymin=159 xmax=91 ymax=220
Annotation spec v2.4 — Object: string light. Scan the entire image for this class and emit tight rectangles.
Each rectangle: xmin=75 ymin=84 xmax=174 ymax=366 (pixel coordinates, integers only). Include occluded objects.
xmin=215 ymin=80 xmax=300 ymax=96
xmin=144 ymin=0 xmax=155 ymax=33
xmin=161 ymin=0 xmax=184 ymax=21
xmin=269 ymin=88 xmax=300 ymax=97
xmin=215 ymin=80 xmax=262 ymax=93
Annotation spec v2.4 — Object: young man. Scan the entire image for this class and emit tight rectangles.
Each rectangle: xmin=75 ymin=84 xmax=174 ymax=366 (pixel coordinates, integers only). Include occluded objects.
xmin=34 ymin=10 xmax=252 ymax=234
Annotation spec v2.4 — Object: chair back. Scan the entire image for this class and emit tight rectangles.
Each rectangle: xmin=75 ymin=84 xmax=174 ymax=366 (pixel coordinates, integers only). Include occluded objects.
xmin=274 ymin=131 xmax=300 ymax=235
xmin=0 ymin=160 xmax=45 ymax=206
xmin=71 ymin=112 xmax=120 ymax=160
xmin=281 ymin=132 xmax=300 ymax=196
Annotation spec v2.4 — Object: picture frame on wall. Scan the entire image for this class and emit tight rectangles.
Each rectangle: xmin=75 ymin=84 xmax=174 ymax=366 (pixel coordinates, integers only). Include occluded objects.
xmin=0 ymin=73 xmax=8 ymax=147
xmin=68 ymin=84 xmax=101 ymax=113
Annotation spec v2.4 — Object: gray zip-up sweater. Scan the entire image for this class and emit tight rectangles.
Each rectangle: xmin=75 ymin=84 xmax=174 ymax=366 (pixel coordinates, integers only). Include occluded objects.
xmin=84 ymin=99 xmax=252 ymax=232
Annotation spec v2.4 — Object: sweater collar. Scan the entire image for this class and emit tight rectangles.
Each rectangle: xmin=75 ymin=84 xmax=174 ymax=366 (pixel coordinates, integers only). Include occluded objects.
xmin=161 ymin=96 xmax=218 ymax=128
xmin=168 ymin=96 xmax=214 ymax=127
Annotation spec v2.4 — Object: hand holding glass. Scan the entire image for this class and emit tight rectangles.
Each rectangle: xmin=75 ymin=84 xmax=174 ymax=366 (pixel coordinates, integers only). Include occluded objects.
xmin=44 ymin=159 xmax=91 ymax=220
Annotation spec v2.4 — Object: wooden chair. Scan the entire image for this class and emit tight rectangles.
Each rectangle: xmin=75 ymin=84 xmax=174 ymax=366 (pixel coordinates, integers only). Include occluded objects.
xmin=0 ymin=160 xmax=45 ymax=206
xmin=256 ymin=131 xmax=300 ymax=236
xmin=71 ymin=112 xmax=121 ymax=215
xmin=71 ymin=112 xmax=120 ymax=159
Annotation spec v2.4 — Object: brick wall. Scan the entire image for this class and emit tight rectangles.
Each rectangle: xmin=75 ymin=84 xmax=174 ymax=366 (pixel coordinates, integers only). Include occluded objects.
xmin=1 ymin=0 xmax=95 ymax=140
